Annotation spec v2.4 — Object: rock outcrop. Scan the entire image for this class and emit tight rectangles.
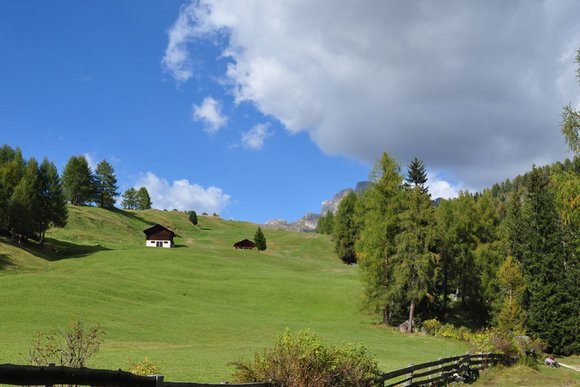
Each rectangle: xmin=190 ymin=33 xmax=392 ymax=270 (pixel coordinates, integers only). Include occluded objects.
xmin=265 ymin=181 xmax=371 ymax=232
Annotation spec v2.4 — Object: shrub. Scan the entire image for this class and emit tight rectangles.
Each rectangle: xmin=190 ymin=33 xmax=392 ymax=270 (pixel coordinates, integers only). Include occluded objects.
xmin=29 ymin=320 xmax=104 ymax=368
xmin=129 ymin=356 xmax=160 ymax=376
xmin=421 ymin=318 xmax=442 ymax=335
xmin=230 ymin=329 xmax=381 ymax=387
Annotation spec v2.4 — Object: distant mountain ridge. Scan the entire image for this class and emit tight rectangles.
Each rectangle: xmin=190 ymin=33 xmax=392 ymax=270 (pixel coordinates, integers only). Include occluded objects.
xmin=265 ymin=181 xmax=371 ymax=232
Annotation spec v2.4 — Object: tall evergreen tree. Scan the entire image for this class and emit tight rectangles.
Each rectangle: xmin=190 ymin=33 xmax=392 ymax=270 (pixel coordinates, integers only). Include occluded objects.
xmin=356 ymin=152 xmax=404 ymax=324
xmin=333 ymin=191 xmax=359 ymax=264
xmin=38 ymin=158 xmax=67 ymax=243
xmin=514 ymin=167 xmax=578 ymax=354
xmin=62 ymin=155 xmax=94 ymax=205
xmin=121 ymin=187 xmax=138 ymax=210
xmin=393 ymin=162 xmax=436 ymax=332
xmin=94 ymin=160 xmax=118 ymax=209
xmin=254 ymin=227 xmax=267 ymax=251
xmin=188 ymin=210 xmax=198 ymax=225
xmin=404 ymin=157 xmax=428 ymax=192
xmin=136 ymin=187 xmax=152 ymax=210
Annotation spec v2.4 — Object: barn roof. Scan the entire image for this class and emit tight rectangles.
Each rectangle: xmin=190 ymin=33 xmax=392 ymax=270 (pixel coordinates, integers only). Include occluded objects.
xmin=143 ymin=224 xmax=175 ymax=237
xmin=234 ymin=239 xmax=256 ymax=248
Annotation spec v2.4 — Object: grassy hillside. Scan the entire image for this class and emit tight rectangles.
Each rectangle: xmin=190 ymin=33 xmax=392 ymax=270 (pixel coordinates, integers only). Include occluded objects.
xmin=0 ymin=206 xmax=468 ymax=382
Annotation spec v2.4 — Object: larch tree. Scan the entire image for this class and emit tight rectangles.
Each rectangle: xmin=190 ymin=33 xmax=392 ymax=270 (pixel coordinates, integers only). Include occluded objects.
xmin=38 ymin=158 xmax=67 ymax=243
xmin=560 ymin=48 xmax=580 ymax=155
xmin=62 ymin=155 xmax=94 ymax=205
xmin=8 ymin=158 xmax=41 ymax=243
xmin=495 ymin=256 xmax=526 ymax=335
xmin=356 ymin=152 xmax=404 ymax=324
xmin=136 ymin=187 xmax=152 ymax=210
xmin=121 ymin=187 xmax=138 ymax=210
xmin=0 ymin=146 xmax=25 ymax=230
xmin=94 ymin=160 xmax=119 ymax=209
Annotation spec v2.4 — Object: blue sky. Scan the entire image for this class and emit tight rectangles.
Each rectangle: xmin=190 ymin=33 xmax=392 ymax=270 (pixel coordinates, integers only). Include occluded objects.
xmin=1 ymin=1 xmax=579 ymax=224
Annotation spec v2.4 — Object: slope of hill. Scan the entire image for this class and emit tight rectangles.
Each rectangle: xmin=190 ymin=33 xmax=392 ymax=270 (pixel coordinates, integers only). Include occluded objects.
xmin=0 ymin=206 xmax=467 ymax=382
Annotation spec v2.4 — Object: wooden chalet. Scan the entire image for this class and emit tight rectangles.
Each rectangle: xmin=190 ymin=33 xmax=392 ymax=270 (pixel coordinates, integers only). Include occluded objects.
xmin=234 ymin=239 xmax=255 ymax=250
xmin=144 ymin=224 xmax=175 ymax=248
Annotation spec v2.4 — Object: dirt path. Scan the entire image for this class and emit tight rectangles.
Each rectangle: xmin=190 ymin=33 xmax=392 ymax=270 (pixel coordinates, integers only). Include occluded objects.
xmin=559 ymin=362 xmax=580 ymax=372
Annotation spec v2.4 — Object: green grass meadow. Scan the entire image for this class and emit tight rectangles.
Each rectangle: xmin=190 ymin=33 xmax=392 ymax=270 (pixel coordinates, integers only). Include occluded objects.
xmin=2 ymin=206 xmax=469 ymax=382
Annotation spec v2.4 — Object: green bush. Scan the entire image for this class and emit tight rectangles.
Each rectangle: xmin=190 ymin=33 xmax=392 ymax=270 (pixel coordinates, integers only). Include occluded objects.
xmin=230 ymin=329 xmax=381 ymax=387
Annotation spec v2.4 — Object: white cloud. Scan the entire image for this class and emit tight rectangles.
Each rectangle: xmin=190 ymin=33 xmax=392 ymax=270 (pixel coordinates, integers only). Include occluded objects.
xmin=82 ymin=153 xmax=97 ymax=171
xmin=241 ymin=123 xmax=272 ymax=150
xmin=427 ymin=173 xmax=463 ymax=199
xmin=135 ymin=172 xmax=231 ymax=213
xmin=162 ymin=1 xmax=200 ymax=82
xmin=166 ymin=1 xmax=580 ymax=190
xmin=192 ymin=97 xmax=228 ymax=134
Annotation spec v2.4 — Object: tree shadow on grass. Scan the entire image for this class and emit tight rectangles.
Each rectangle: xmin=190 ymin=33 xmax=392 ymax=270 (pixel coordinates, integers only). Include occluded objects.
xmin=39 ymin=238 xmax=111 ymax=261
xmin=0 ymin=253 xmax=15 ymax=271
xmin=109 ymin=207 xmax=157 ymax=227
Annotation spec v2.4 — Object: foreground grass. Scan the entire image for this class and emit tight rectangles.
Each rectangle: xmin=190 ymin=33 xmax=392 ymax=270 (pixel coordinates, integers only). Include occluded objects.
xmin=1 ymin=206 xmax=468 ymax=382
xmin=475 ymin=364 xmax=580 ymax=386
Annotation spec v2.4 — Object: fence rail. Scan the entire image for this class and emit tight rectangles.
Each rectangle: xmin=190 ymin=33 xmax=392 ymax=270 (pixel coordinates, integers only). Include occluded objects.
xmin=378 ymin=352 xmax=513 ymax=386
xmin=0 ymin=363 xmax=269 ymax=387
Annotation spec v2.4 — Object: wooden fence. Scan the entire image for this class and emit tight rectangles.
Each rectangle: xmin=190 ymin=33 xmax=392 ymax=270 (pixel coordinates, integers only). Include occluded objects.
xmin=378 ymin=352 xmax=513 ymax=386
xmin=0 ymin=363 xmax=269 ymax=387
xmin=0 ymin=353 xmax=512 ymax=387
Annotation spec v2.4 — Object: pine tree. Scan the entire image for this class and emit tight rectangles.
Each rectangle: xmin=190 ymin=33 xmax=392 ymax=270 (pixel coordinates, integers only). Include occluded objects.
xmin=136 ymin=187 xmax=152 ymax=210
xmin=62 ymin=155 xmax=94 ymax=205
xmin=94 ymin=160 xmax=119 ymax=209
xmin=514 ymin=167 xmax=577 ymax=354
xmin=38 ymin=158 xmax=67 ymax=243
xmin=188 ymin=210 xmax=198 ymax=225
xmin=333 ymin=191 xmax=359 ymax=264
xmin=254 ymin=227 xmax=267 ymax=251
xmin=405 ymin=157 xmax=428 ymax=193
xmin=121 ymin=188 xmax=138 ymax=210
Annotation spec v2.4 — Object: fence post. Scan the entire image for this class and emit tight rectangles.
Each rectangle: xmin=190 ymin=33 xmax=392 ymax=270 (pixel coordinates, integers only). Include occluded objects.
xmin=464 ymin=352 xmax=470 ymax=377
xmin=45 ymin=363 xmax=55 ymax=387
xmin=153 ymin=374 xmax=164 ymax=387
xmin=438 ymin=357 xmax=442 ymax=381
xmin=405 ymin=363 xmax=413 ymax=386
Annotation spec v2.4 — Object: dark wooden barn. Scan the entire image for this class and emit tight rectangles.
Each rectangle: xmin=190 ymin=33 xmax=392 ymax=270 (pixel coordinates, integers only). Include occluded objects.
xmin=234 ymin=239 xmax=256 ymax=250
xmin=144 ymin=224 xmax=175 ymax=248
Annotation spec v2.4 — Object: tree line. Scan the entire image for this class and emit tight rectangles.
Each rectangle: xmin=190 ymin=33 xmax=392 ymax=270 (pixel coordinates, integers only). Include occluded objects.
xmin=0 ymin=145 xmax=153 ymax=243
xmin=317 ymin=50 xmax=579 ymax=355
xmin=319 ymin=151 xmax=578 ymax=355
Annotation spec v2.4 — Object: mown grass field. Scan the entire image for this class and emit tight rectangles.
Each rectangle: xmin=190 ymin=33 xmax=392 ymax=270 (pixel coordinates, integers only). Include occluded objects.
xmin=0 ymin=205 xmax=484 ymax=383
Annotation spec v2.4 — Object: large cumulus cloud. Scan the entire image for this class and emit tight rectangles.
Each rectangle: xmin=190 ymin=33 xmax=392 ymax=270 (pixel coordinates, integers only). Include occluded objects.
xmin=163 ymin=0 xmax=580 ymax=190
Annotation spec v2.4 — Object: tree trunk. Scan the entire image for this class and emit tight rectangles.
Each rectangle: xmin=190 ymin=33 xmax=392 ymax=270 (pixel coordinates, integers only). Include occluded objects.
xmin=382 ymin=304 xmax=390 ymax=324
xmin=408 ymin=301 xmax=415 ymax=333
